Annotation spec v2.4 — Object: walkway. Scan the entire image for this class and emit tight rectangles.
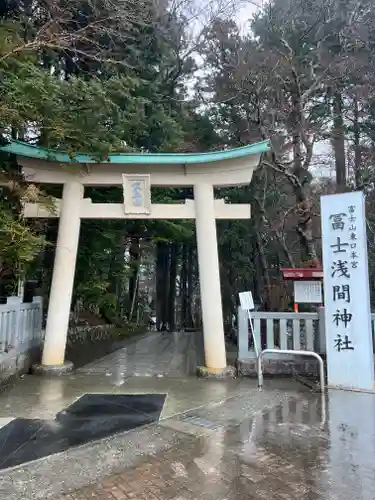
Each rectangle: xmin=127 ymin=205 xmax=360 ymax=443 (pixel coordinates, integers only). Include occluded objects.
xmin=0 ymin=331 xmax=375 ymax=499
xmin=79 ymin=331 xmax=204 ymax=378
xmin=0 ymin=331 xmax=214 ymax=423
xmin=59 ymin=390 xmax=375 ymax=500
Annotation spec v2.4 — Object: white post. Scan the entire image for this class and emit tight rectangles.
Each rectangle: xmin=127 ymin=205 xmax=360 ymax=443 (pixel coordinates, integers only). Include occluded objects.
xmin=17 ymin=275 xmax=25 ymax=300
xmin=194 ymin=182 xmax=227 ymax=371
xmin=41 ymin=181 xmax=83 ymax=367
xmin=237 ymin=306 xmax=250 ymax=360
xmin=317 ymin=306 xmax=326 ymax=355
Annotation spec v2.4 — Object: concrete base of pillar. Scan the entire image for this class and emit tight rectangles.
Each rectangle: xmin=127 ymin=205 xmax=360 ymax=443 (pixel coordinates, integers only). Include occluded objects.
xmin=196 ymin=365 xmax=236 ymax=379
xmin=32 ymin=360 xmax=74 ymax=376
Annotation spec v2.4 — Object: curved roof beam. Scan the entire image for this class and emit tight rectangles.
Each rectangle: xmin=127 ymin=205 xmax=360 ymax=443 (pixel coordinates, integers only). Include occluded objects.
xmin=0 ymin=139 xmax=270 ymax=165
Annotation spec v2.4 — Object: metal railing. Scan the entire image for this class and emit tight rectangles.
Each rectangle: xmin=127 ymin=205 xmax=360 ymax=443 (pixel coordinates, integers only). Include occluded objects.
xmin=0 ymin=296 xmax=43 ymax=357
xmin=257 ymin=348 xmax=326 ymax=427
xmin=257 ymin=349 xmax=325 ymax=393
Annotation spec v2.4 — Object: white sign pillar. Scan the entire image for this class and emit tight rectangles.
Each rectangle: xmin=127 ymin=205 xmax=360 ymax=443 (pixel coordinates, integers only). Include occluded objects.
xmin=41 ymin=181 xmax=84 ymax=367
xmin=194 ymin=182 xmax=227 ymax=371
xmin=321 ymin=191 xmax=374 ymax=391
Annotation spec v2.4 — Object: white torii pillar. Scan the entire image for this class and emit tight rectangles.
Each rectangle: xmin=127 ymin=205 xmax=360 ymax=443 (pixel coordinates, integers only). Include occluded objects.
xmin=194 ymin=182 xmax=227 ymax=372
xmin=3 ymin=138 xmax=269 ymax=376
xmin=36 ymin=181 xmax=83 ymax=373
xmin=36 ymin=181 xmax=229 ymax=374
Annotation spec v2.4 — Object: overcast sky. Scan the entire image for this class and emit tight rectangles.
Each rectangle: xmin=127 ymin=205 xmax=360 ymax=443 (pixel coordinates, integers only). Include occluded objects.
xmin=235 ymin=1 xmax=261 ymax=30
xmin=190 ymin=0 xmax=334 ymax=177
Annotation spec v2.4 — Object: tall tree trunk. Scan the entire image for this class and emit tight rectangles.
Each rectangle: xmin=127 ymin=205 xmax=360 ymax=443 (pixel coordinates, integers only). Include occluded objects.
xmin=117 ymin=235 xmax=128 ymax=318
xmin=274 ymin=230 xmax=296 ymax=267
xmin=289 ymin=82 xmax=318 ymax=263
xmin=296 ymin=220 xmax=318 ymax=263
xmin=155 ymin=243 xmax=164 ymax=330
xmin=284 ymin=167 xmax=318 ymax=263
xmin=353 ymin=97 xmax=361 ymax=189
xmin=255 ymin=229 xmax=271 ymax=310
xmin=187 ymin=243 xmax=194 ymax=327
xmin=162 ymin=244 xmax=170 ymax=328
xmin=168 ymin=243 xmax=178 ymax=331
xmin=291 ymin=90 xmax=303 ymax=176
xmin=332 ymin=92 xmax=346 ymax=192
xmin=181 ymin=243 xmax=188 ymax=330
xmin=155 ymin=242 xmax=169 ymax=329
xmin=224 ymin=262 xmax=235 ymax=333
xmin=128 ymin=236 xmax=140 ymax=311
xmin=107 ymin=231 xmax=126 ymax=315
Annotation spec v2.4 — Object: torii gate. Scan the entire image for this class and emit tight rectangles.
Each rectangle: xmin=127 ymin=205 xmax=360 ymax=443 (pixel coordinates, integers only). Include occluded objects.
xmin=1 ymin=139 xmax=270 ymax=376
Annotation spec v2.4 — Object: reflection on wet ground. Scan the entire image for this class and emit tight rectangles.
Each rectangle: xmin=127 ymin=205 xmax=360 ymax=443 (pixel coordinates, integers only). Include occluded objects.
xmin=0 ymin=330 xmax=375 ymax=500
xmin=0 ymin=331 xmax=210 ymax=422
xmin=79 ymin=330 xmax=205 ymax=377
xmin=58 ymin=389 xmax=375 ymax=500
xmin=167 ymin=390 xmax=375 ymax=500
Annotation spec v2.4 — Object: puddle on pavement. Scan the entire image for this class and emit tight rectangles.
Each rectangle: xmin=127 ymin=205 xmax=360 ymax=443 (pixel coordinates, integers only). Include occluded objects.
xmin=1 ymin=325 xmax=375 ymax=499
xmin=176 ymin=391 xmax=375 ymax=499
xmin=1 ymin=383 xmax=375 ymax=500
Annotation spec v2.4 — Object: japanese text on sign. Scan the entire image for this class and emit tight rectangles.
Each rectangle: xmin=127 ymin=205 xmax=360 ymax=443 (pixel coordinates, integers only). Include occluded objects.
xmin=328 ymin=207 xmax=357 ymax=351
xmin=321 ymin=191 xmax=374 ymax=390
xmin=122 ymin=174 xmax=151 ymax=215
xmin=131 ymin=181 xmax=143 ymax=207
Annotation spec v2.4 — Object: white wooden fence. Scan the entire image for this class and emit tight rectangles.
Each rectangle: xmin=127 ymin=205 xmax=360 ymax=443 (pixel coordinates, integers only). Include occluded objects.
xmin=238 ymin=307 xmax=375 ymax=360
xmin=0 ymin=296 xmax=44 ymax=361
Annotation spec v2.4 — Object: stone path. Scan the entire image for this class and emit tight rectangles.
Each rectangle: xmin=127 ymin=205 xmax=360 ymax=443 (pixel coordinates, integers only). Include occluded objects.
xmin=0 ymin=384 xmax=302 ymax=500
xmin=0 ymin=331 xmax=208 ymax=421
xmin=1 ymin=331 xmax=375 ymax=500
xmin=79 ymin=331 xmax=204 ymax=378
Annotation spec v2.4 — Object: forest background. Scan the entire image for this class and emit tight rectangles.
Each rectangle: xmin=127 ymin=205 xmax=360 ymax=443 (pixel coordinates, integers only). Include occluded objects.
xmin=1 ymin=0 xmax=375 ymax=333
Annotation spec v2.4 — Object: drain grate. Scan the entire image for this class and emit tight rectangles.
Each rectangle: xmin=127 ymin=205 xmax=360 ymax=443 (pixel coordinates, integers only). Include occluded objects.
xmin=180 ymin=415 xmax=223 ymax=431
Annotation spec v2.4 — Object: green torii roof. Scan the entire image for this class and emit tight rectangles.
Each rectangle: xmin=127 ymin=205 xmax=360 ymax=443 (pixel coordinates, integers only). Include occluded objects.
xmin=0 ymin=139 xmax=270 ymax=165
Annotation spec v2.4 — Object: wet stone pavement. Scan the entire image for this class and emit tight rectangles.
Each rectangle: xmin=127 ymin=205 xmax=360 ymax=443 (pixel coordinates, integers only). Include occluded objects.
xmin=0 ymin=331 xmax=374 ymax=499
xmin=78 ymin=331 xmax=204 ymax=378
xmin=56 ymin=390 xmax=375 ymax=500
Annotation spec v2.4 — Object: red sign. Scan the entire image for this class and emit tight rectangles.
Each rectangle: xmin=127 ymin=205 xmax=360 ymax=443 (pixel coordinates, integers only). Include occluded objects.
xmin=280 ymin=268 xmax=323 ymax=280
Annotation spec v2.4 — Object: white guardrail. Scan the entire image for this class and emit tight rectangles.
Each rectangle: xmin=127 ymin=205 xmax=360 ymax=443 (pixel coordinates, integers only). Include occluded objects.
xmin=238 ymin=308 xmax=375 ymax=359
xmin=0 ymin=296 xmax=43 ymax=359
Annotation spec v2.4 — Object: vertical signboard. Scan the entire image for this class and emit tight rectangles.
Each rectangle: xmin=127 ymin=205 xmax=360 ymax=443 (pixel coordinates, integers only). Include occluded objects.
xmin=122 ymin=174 xmax=151 ymax=215
xmin=321 ymin=191 xmax=374 ymax=391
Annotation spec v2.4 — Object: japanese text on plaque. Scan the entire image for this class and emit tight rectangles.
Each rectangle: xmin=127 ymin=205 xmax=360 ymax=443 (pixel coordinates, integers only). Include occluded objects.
xmin=329 ymin=206 xmax=358 ymax=352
